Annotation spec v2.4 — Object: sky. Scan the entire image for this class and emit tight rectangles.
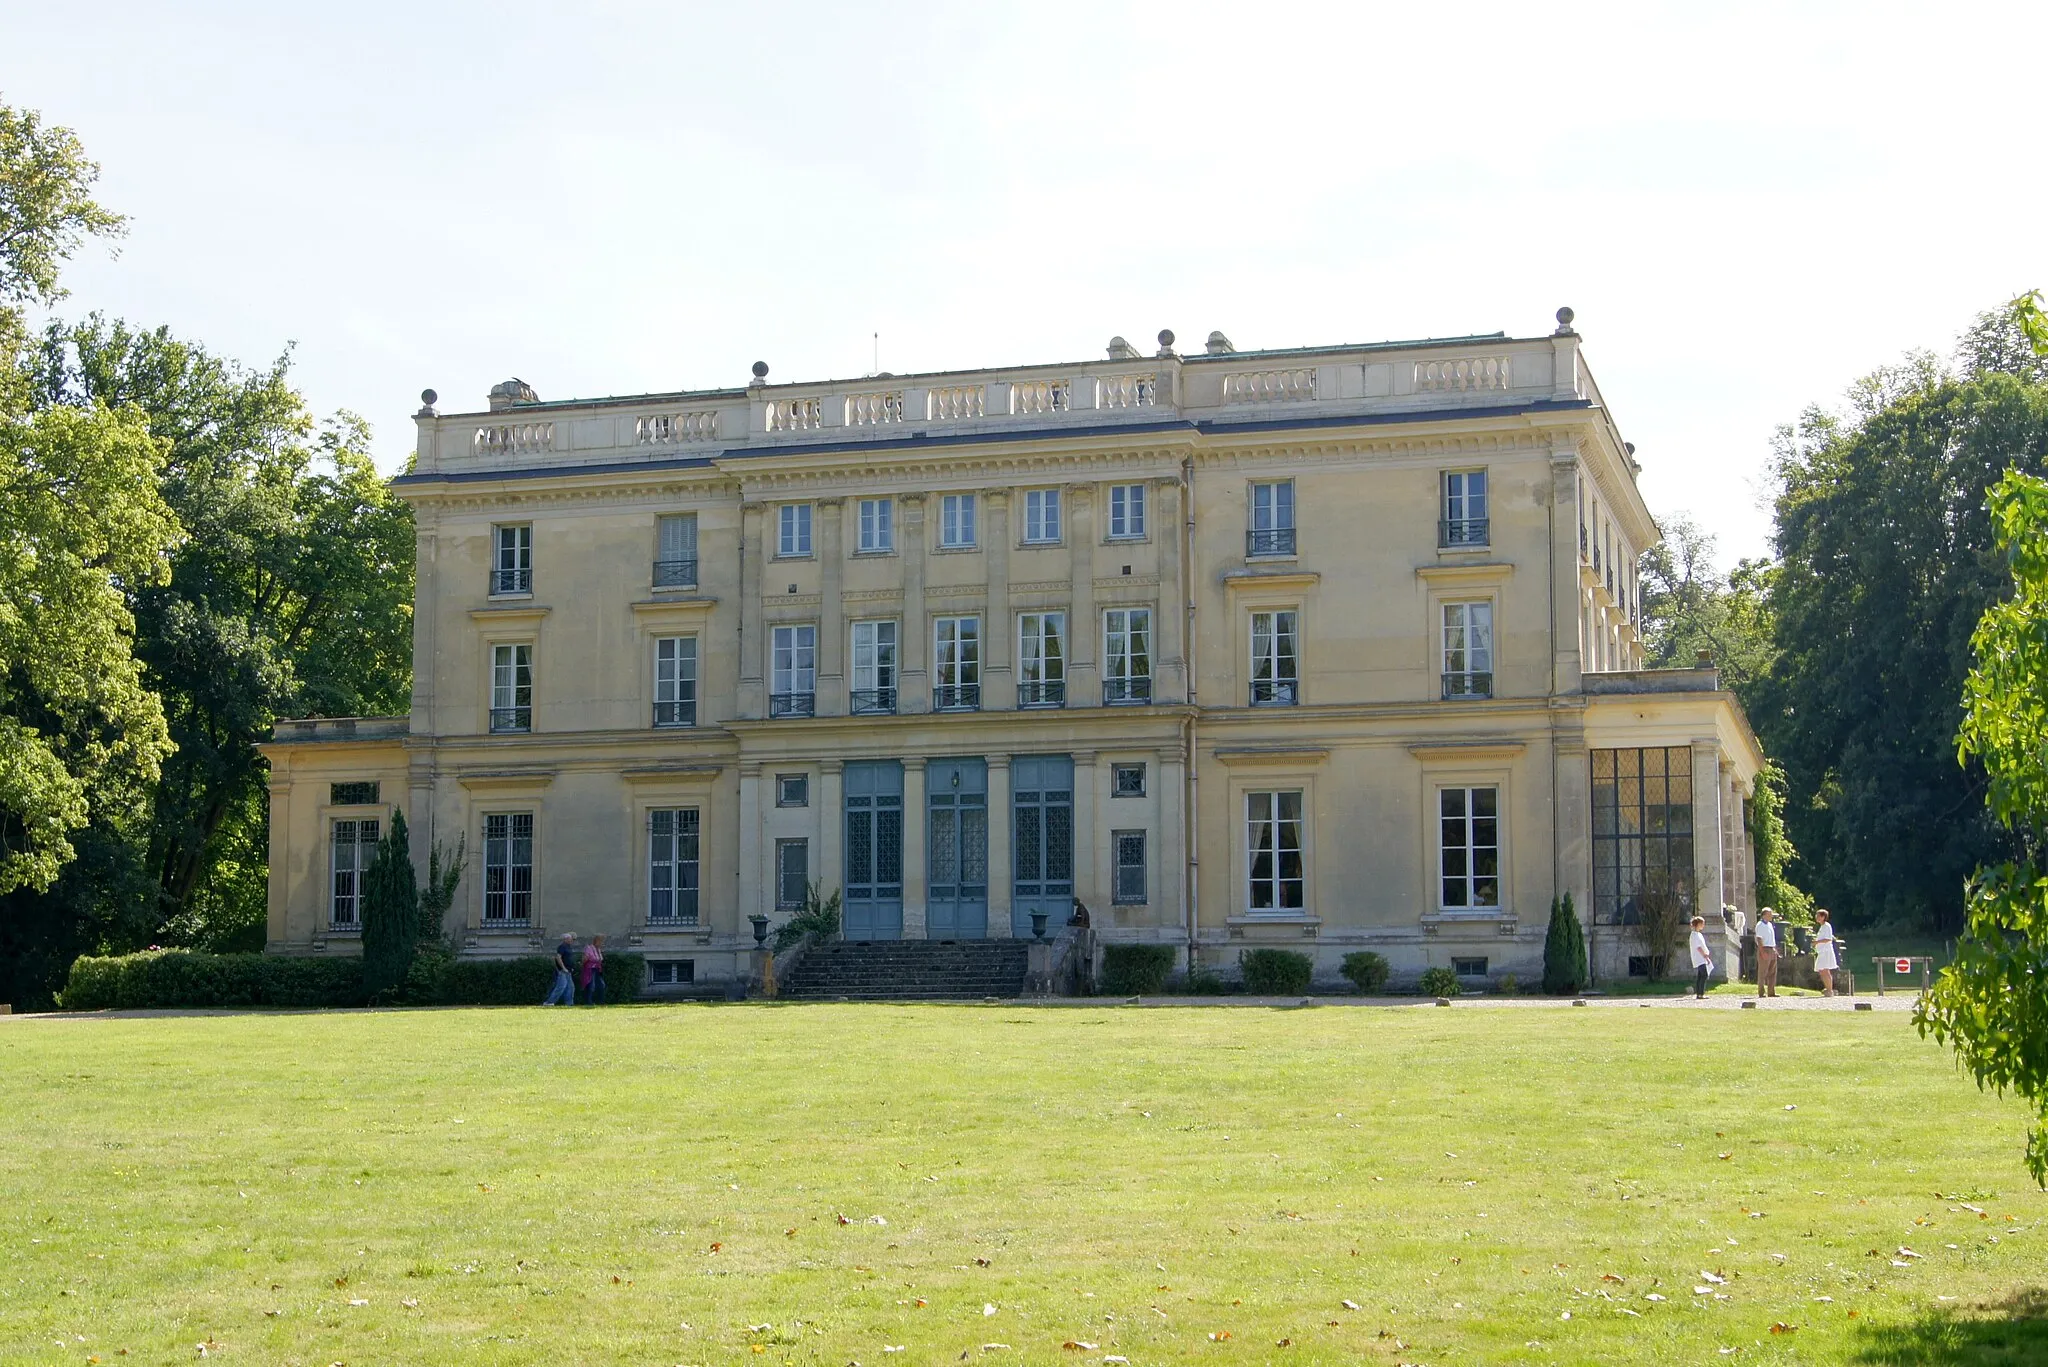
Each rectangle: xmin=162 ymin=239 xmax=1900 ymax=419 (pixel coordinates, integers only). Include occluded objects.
xmin=9 ymin=1 xmax=2046 ymax=566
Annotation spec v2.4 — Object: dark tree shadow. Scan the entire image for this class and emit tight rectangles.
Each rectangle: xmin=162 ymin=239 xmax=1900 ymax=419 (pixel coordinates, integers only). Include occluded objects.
xmin=1850 ymin=1289 xmax=2048 ymax=1365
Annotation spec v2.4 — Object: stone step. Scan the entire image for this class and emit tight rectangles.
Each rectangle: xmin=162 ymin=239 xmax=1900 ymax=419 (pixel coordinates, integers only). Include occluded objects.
xmin=782 ymin=938 xmax=1029 ymax=1001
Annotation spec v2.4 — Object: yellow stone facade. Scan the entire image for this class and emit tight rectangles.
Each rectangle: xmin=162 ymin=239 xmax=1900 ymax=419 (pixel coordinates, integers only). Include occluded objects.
xmin=260 ymin=320 xmax=1762 ymax=989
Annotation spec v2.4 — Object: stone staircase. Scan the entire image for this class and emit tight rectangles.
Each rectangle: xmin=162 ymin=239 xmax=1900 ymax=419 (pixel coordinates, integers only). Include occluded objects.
xmin=779 ymin=939 xmax=1031 ymax=1001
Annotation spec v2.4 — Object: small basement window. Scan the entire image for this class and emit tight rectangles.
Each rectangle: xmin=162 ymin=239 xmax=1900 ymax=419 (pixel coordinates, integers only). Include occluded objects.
xmin=648 ymin=960 xmax=695 ymax=986
xmin=1112 ymin=763 xmax=1147 ymax=798
xmin=776 ymin=774 xmax=810 ymax=808
xmin=1627 ymin=955 xmax=1669 ymax=979
xmin=330 ymin=781 xmax=380 ymax=806
xmin=1451 ymin=956 xmax=1488 ymax=977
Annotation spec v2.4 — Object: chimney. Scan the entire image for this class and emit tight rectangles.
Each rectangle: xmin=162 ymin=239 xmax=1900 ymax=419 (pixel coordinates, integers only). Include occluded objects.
xmin=488 ymin=378 xmax=539 ymax=411
xmin=1205 ymin=330 xmax=1235 ymax=354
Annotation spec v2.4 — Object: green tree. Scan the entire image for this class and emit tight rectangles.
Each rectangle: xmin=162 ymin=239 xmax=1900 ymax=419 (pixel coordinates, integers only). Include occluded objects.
xmin=1763 ymin=331 xmax=2048 ymax=931
xmin=1920 ymin=468 xmax=2048 ymax=1183
xmin=1541 ymin=892 xmax=1587 ymax=995
xmin=1637 ymin=512 xmax=1778 ymax=696
xmin=1748 ymin=762 xmax=1813 ymax=926
xmin=360 ymin=808 xmax=418 ymax=1001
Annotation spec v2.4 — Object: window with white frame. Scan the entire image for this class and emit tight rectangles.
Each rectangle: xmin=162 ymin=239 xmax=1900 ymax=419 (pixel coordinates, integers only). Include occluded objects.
xmin=1018 ymin=612 xmax=1066 ymax=706
xmin=1023 ymin=488 xmax=1062 ymax=544
xmin=857 ymin=497 xmax=894 ymax=553
xmin=1249 ymin=480 xmax=1295 ymax=556
xmin=1441 ymin=601 xmax=1494 ymax=699
xmin=1438 ymin=786 xmax=1500 ymax=910
xmin=771 ymin=625 xmax=817 ymax=717
xmin=330 ymin=817 xmax=380 ymax=928
xmin=778 ymin=503 xmax=813 ymax=557
xmin=482 ymin=812 xmax=534 ymax=924
xmin=655 ymin=513 xmax=698 ymax=587
xmin=1250 ymin=609 xmax=1299 ymax=705
xmin=933 ymin=616 xmax=980 ymax=709
xmin=940 ymin=493 xmax=976 ymax=548
xmin=776 ymin=838 xmax=810 ymax=909
xmin=490 ymin=643 xmax=532 ymax=732
xmin=1104 ymin=607 xmax=1152 ymax=704
xmin=653 ymin=635 xmax=697 ymax=727
xmin=1108 ymin=483 xmax=1147 ymax=539
xmin=1441 ymin=470 xmax=1488 ymax=547
xmin=1113 ymin=831 xmax=1147 ymax=904
xmin=492 ymin=523 xmax=532 ymax=595
xmin=648 ymin=807 xmax=700 ymax=925
xmin=851 ymin=619 xmax=898 ymax=713
xmin=1246 ymin=790 xmax=1305 ymax=912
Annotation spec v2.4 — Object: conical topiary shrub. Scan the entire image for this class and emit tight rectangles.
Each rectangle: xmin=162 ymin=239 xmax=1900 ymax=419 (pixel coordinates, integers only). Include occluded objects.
xmin=361 ymin=808 xmax=420 ymax=1002
xmin=1542 ymin=891 xmax=1588 ymax=995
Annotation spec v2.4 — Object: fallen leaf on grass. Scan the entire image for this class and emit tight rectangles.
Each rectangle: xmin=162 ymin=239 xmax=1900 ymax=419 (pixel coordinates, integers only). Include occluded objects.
xmin=1060 ymin=1342 xmax=1098 ymax=1351
xmin=786 ymin=1228 xmax=797 ymax=1238
xmin=347 ymin=1298 xmax=369 ymax=1307
xmin=1897 ymin=1246 xmax=1923 ymax=1259
xmin=1275 ymin=1339 xmax=1291 ymax=1347
xmin=1104 ymin=1358 xmax=1130 ymax=1365
xmin=983 ymin=1304 xmax=997 ymax=1317
xmin=708 ymin=1243 xmax=722 ymax=1254
xmin=1700 ymin=1271 xmax=1728 ymax=1285
xmin=1600 ymin=1274 xmax=1624 ymax=1284
xmin=837 ymin=1214 xmax=853 ymax=1225
xmin=1644 ymin=1294 xmax=1667 ymax=1303
xmin=975 ymin=1257 xmax=991 ymax=1267
xmin=1207 ymin=1331 xmax=1232 ymax=1341
xmin=1770 ymin=1323 xmax=1797 ymax=1334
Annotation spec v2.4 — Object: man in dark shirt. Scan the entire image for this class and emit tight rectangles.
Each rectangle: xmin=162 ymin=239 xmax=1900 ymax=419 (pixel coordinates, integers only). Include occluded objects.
xmin=543 ymin=933 xmax=577 ymax=1006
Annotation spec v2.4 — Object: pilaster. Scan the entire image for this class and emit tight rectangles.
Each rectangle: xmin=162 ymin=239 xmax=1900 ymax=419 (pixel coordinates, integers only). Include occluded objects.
xmin=1691 ymin=739 xmax=1725 ymax=924
xmin=1551 ymin=725 xmax=1591 ymax=956
xmin=819 ymin=759 xmax=845 ymax=904
xmin=986 ymin=754 xmax=1013 ymax=937
xmin=901 ymin=757 xmax=928 ymax=935
xmin=1067 ymin=483 xmax=1097 ymax=705
xmin=1072 ymin=749 xmax=1100 ymax=913
xmin=1153 ymin=476 xmax=1186 ymax=703
xmin=900 ymin=494 xmax=929 ymax=714
xmin=739 ymin=501 xmax=767 ymax=718
xmin=984 ymin=490 xmax=1014 ymax=711
xmin=1549 ymin=454 xmax=1584 ymax=696
xmin=739 ymin=761 xmax=764 ymax=920
xmin=818 ymin=498 xmax=847 ymax=716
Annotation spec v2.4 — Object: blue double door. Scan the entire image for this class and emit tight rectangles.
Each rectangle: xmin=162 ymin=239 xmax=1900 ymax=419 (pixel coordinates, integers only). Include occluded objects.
xmin=842 ymin=755 xmax=1073 ymax=940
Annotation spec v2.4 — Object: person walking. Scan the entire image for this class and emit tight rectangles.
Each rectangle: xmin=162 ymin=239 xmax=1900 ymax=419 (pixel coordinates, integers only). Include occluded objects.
xmin=1813 ymin=909 xmax=1840 ymax=997
xmin=543 ymin=933 xmax=578 ymax=1006
xmin=1689 ymin=915 xmax=1714 ymax=1000
xmin=579 ymin=934 xmax=607 ymax=1006
xmin=1754 ymin=907 xmax=1782 ymax=998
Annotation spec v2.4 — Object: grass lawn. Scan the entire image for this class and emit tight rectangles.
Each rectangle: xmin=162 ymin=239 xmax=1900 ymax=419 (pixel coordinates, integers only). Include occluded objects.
xmin=4 ymin=1004 xmax=2046 ymax=1366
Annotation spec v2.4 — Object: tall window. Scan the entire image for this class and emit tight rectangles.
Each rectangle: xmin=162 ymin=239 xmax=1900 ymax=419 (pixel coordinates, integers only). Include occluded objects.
xmin=654 ymin=635 xmax=697 ymax=727
xmin=648 ymin=807 xmax=700 ymax=926
xmin=776 ymin=839 xmax=810 ymax=909
xmin=1249 ymin=481 xmax=1295 ymax=556
xmin=1113 ymin=831 xmax=1147 ymax=905
xmin=1438 ymin=787 xmax=1500 ymax=910
xmin=1018 ymin=612 xmax=1066 ymax=706
xmin=851 ymin=619 xmax=898 ymax=714
xmin=655 ymin=513 xmax=698 ymax=587
xmin=1104 ymin=607 xmax=1152 ymax=704
xmin=330 ymin=818 xmax=380 ymax=928
xmin=1023 ymin=489 xmax=1062 ymax=544
xmin=940 ymin=493 xmax=977 ymax=548
xmin=1108 ymin=484 xmax=1147 ymax=539
xmin=934 ymin=616 xmax=981 ymax=709
xmin=492 ymin=524 xmax=532 ymax=594
xmin=490 ymin=643 xmax=532 ymax=732
xmin=771 ymin=625 xmax=816 ymax=717
xmin=482 ymin=812 xmax=534 ymax=923
xmin=1441 ymin=471 xmax=1488 ymax=547
xmin=1246 ymin=790 xmax=1305 ymax=912
xmin=1592 ymin=747 xmax=1694 ymax=927
xmin=778 ymin=503 xmax=813 ymax=557
xmin=858 ymin=497 xmax=894 ymax=553
xmin=1442 ymin=601 xmax=1494 ymax=699
xmin=1250 ymin=609 xmax=1299 ymax=705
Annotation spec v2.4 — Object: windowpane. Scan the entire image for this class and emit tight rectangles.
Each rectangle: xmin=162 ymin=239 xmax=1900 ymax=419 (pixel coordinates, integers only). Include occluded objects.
xmin=1114 ymin=831 xmax=1147 ymax=903
xmin=1438 ymin=786 xmax=1500 ymax=910
xmin=777 ymin=839 xmax=809 ymax=908
xmin=772 ymin=625 xmax=818 ymax=694
xmin=1024 ymin=489 xmax=1062 ymax=543
xmin=483 ymin=812 xmax=535 ymax=923
xmin=649 ymin=807 xmax=700 ymax=925
xmin=654 ymin=635 xmax=698 ymax=726
xmin=1109 ymin=484 xmax=1147 ymax=539
xmin=941 ymin=494 xmax=976 ymax=548
xmin=858 ymin=497 xmax=894 ymax=553
xmin=1246 ymin=789 xmax=1305 ymax=912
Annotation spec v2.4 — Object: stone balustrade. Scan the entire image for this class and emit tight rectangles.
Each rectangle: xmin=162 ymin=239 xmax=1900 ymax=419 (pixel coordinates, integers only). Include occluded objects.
xmin=634 ymin=410 xmax=720 ymax=445
xmin=1415 ymin=356 xmax=1511 ymax=393
xmin=474 ymin=421 xmax=555 ymax=455
xmin=1010 ymin=379 xmax=1071 ymax=414
xmin=1099 ymin=373 xmax=1158 ymax=409
xmin=1222 ymin=368 xmax=1316 ymax=403
xmin=846 ymin=390 xmax=907 ymax=426
xmin=927 ymin=385 xmax=986 ymax=421
xmin=767 ymin=397 xmax=825 ymax=432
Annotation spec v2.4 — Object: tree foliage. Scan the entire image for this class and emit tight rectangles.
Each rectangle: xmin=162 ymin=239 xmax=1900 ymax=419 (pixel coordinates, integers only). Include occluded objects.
xmin=1638 ymin=513 xmax=1777 ymax=694
xmin=0 ymin=103 xmax=125 ymax=311
xmin=1920 ymin=469 xmax=2048 ymax=1184
xmin=1748 ymin=762 xmax=1812 ymax=926
xmin=360 ymin=808 xmax=418 ymax=1001
xmin=1541 ymin=892 xmax=1587 ymax=995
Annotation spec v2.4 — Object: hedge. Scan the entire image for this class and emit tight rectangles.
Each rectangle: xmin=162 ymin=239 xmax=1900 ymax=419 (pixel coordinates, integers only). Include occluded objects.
xmin=1240 ymin=948 xmax=1314 ymax=995
xmin=1099 ymin=944 xmax=1177 ymax=995
xmin=60 ymin=949 xmax=647 ymax=1010
xmin=1340 ymin=951 xmax=1391 ymax=994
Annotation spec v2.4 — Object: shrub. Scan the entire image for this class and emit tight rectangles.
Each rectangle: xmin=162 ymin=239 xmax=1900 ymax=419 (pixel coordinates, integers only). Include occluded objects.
xmin=58 ymin=951 xmax=363 ymax=1010
xmin=1496 ymin=972 xmax=1519 ymax=996
xmin=1100 ymin=944 xmax=1176 ymax=995
xmin=1340 ymin=951 xmax=1391 ymax=994
xmin=361 ymin=810 xmax=420 ymax=1002
xmin=1542 ymin=892 xmax=1588 ymax=995
xmin=432 ymin=953 xmax=647 ymax=1005
xmin=1419 ymin=965 xmax=1460 ymax=997
xmin=1240 ymin=948 xmax=1314 ymax=995
xmin=417 ymin=835 xmax=466 ymax=942
xmin=1183 ymin=966 xmax=1229 ymax=995
xmin=774 ymin=882 xmax=843 ymax=951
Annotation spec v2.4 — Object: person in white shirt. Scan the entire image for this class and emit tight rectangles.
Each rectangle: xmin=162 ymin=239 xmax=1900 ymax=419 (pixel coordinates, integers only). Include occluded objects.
xmin=1812 ymin=908 xmax=1840 ymax=997
xmin=1754 ymin=907 xmax=1781 ymax=999
xmin=1689 ymin=915 xmax=1713 ymax=1000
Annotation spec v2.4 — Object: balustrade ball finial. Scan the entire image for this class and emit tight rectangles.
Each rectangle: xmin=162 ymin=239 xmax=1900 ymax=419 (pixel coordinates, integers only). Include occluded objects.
xmin=1157 ymin=328 xmax=1175 ymax=349
xmin=1554 ymin=306 xmax=1576 ymax=336
xmin=751 ymin=360 xmax=770 ymax=382
xmin=421 ymin=388 xmax=437 ymax=407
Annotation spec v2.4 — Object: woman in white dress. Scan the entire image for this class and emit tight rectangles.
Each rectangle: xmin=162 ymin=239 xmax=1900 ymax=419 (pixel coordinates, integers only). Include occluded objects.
xmin=1812 ymin=909 xmax=1839 ymax=996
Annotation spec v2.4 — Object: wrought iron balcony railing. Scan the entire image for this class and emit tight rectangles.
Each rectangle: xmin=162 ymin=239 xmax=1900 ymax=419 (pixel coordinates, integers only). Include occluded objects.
xmin=849 ymin=688 xmax=897 ymax=715
xmin=1017 ymin=679 xmax=1065 ymax=708
xmin=1441 ymin=671 xmax=1494 ymax=700
xmin=489 ymin=706 xmax=532 ymax=733
xmin=1439 ymin=517 xmax=1489 ymax=548
xmin=1247 ymin=526 xmax=1296 ymax=557
xmin=933 ymin=683 xmax=981 ymax=711
xmin=1250 ymin=678 xmax=1299 ymax=706
xmin=769 ymin=692 xmax=815 ymax=719
xmin=653 ymin=700 xmax=695 ymax=727
xmin=652 ymin=557 xmax=698 ymax=588
xmin=490 ymin=567 xmax=532 ymax=595
xmin=1103 ymin=677 xmax=1152 ymax=705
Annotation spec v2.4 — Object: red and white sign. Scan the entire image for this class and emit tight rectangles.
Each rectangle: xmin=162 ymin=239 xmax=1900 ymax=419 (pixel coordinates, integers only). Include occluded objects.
xmin=1895 ymin=958 xmax=1913 ymax=975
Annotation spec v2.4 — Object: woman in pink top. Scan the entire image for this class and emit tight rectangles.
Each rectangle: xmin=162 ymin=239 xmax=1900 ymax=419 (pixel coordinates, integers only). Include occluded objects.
xmin=579 ymin=934 xmax=607 ymax=1006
